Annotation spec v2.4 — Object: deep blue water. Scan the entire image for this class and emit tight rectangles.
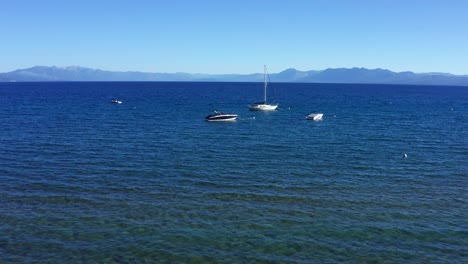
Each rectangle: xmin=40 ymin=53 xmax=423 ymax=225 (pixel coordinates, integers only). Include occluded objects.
xmin=0 ymin=82 xmax=467 ymax=263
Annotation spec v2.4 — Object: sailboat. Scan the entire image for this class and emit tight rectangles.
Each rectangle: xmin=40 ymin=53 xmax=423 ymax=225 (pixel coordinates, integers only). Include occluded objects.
xmin=249 ymin=65 xmax=278 ymax=111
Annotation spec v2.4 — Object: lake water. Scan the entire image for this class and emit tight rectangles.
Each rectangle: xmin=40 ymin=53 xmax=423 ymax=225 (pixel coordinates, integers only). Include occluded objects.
xmin=0 ymin=82 xmax=467 ymax=263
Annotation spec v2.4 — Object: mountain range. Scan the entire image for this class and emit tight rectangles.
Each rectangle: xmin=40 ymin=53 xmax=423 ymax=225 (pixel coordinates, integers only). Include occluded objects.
xmin=1 ymin=66 xmax=468 ymax=86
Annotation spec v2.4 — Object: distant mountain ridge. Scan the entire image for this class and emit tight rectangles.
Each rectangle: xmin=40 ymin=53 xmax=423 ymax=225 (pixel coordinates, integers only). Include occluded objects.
xmin=1 ymin=66 xmax=468 ymax=86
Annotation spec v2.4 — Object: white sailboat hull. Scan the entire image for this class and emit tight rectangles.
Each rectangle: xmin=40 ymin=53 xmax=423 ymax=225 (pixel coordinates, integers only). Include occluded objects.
xmin=249 ymin=103 xmax=278 ymax=111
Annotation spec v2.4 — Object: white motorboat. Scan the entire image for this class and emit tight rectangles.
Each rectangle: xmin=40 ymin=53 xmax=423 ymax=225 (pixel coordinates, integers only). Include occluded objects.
xmin=112 ymin=99 xmax=122 ymax=104
xmin=249 ymin=65 xmax=278 ymax=111
xmin=205 ymin=110 xmax=238 ymax=122
xmin=306 ymin=113 xmax=323 ymax=121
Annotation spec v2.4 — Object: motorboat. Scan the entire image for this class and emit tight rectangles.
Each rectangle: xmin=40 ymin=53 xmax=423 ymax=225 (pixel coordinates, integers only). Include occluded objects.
xmin=205 ymin=110 xmax=238 ymax=122
xmin=249 ymin=65 xmax=278 ymax=111
xmin=112 ymin=99 xmax=122 ymax=104
xmin=306 ymin=113 xmax=323 ymax=121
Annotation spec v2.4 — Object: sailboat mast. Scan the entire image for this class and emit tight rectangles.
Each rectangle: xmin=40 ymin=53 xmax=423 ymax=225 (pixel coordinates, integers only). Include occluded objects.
xmin=264 ymin=65 xmax=267 ymax=103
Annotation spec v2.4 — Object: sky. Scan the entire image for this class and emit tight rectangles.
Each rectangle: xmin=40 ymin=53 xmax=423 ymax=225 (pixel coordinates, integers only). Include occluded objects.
xmin=1 ymin=0 xmax=468 ymax=75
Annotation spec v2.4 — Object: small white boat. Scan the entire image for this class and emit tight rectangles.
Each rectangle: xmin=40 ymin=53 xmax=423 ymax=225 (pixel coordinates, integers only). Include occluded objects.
xmin=249 ymin=65 xmax=278 ymax=111
xmin=205 ymin=110 xmax=238 ymax=122
xmin=112 ymin=99 xmax=122 ymax=104
xmin=306 ymin=113 xmax=323 ymax=121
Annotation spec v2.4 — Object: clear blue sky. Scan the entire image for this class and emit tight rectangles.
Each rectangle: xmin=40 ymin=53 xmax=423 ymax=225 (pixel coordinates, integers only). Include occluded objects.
xmin=1 ymin=0 xmax=467 ymax=74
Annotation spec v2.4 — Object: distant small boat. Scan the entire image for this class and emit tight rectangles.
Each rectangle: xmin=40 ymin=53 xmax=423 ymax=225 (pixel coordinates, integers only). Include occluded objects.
xmin=306 ymin=113 xmax=323 ymax=121
xmin=112 ymin=99 xmax=122 ymax=104
xmin=205 ymin=110 xmax=238 ymax=122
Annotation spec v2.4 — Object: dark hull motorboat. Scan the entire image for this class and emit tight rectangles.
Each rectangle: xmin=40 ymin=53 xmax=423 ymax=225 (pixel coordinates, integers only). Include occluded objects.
xmin=205 ymin=110 xmax=238 ymax=122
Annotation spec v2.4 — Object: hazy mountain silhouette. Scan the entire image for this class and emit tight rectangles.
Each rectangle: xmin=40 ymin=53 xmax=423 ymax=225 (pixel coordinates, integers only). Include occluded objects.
xmin=1 ymin=66 xmax=467 ymax=86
